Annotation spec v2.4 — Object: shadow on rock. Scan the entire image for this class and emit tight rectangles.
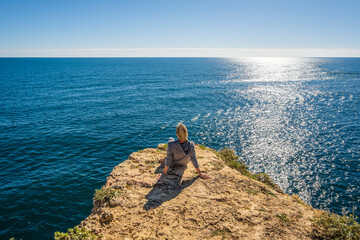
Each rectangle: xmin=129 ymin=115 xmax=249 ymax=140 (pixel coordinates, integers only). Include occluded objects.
xmin=144 ymin=165 xmax=198 ymax=211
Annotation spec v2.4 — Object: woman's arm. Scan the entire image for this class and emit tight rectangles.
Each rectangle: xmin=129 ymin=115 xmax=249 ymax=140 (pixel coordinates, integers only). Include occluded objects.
xmin=190 ymin=143 xmax=209 ymax=179
xmin=163 ymin=166 xmax=169 ymax=174
xmin=157 ymin=143 xmax=172 ymax=180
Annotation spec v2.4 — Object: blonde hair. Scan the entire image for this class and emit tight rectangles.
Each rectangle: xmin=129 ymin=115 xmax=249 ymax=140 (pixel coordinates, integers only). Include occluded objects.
xmin=176 ymin=123 xmax=188 ymax=142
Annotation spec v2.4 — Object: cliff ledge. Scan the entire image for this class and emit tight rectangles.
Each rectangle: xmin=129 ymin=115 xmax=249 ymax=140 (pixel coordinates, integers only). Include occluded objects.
xmin=79 ymin=145 xmax=322 ymax=240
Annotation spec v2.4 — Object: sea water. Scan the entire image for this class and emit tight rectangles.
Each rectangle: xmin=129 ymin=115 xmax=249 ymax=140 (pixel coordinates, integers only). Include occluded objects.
xmin=0 ymin=57 xmax=359 ymax=239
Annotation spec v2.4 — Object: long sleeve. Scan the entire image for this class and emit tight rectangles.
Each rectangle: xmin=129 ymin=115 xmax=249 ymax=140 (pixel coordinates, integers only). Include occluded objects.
xmin=190 ymin=145 xmax=199 ymax=168
xmin=165 ymin=144 xmax=173 ymax=167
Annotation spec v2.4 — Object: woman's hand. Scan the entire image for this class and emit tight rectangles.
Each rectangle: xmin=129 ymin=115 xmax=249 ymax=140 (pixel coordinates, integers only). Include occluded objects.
xmin=196 ymin=168 xmax=210 ymax=179
xmin=199 ymin=173 xmax=210 ymax=179
xmin=156 ymin=173 xmax=163 ymax=180
xmin=157 ymin=166 xmax=169 ymax=180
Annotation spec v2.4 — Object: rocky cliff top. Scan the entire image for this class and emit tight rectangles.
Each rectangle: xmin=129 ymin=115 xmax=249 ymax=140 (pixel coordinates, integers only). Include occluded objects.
xmin=78 ymin=145 xmax=322 ymax=240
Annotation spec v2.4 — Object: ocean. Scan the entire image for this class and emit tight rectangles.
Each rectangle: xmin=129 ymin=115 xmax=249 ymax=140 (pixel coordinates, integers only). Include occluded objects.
xmin=0 ymin=57 xmax=359 ymax=239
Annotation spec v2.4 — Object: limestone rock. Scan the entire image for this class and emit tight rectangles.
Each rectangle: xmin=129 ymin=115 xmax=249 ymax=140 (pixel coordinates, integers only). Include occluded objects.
xmin=78 ymin=145 xmax=323 ymax=239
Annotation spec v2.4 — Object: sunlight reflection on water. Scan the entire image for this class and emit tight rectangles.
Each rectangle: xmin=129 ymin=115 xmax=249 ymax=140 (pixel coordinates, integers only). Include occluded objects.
xmin=196 ymin=57 xmax=358 ymax=211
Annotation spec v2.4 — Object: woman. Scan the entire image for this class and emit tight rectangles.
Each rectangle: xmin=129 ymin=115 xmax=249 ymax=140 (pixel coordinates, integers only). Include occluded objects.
xmin=157 ymin=123 xmax=210 ymax=180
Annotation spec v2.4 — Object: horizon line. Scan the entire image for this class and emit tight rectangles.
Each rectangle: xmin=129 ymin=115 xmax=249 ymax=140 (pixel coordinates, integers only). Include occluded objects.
xmin=1 ymin=48 xmax=360 ymax=57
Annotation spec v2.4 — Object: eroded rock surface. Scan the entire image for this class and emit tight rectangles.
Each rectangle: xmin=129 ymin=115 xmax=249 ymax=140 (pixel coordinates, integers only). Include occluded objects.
xmin=79 ymin=145 xmax=322 ymax=239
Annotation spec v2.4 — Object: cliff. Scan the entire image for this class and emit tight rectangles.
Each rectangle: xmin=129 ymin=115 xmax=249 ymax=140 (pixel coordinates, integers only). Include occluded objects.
xmin=78 ymin=145 xmax=323 ymax=240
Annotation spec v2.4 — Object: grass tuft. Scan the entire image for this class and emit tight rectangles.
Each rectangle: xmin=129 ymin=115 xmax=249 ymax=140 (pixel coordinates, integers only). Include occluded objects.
xmin=276 ymin=213 xmax=290 ymax=223
xmin=246 ymin=189 xmax=259 ymax=195
xmin=250 ymin=173 xmax=282 ymax=192
xmin=312 ymin=212 xmax=360 ymax=240
xmin=198 ymin=144 xmax=206 ymax=150
xmin=256 ymin=208 xmax=267 ymax=212
xmin=216 ymin=147 xmax=250 ymax=176
xmin=263 ymin=189 xmax=277 ymax=197
xmin=93 ymin=187 xmax=121 ymax=202
xmin=54 ymin=226 xmax=99 ymax=240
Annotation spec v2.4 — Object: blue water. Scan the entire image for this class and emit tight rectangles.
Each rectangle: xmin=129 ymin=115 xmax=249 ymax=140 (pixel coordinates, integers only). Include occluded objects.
xmin=0 ymin=57 xmax=359 ymax=239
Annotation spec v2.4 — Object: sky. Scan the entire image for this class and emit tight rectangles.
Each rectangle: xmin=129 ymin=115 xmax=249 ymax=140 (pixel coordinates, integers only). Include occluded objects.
xmin=0 ymin=0 xmax=359 ymax=57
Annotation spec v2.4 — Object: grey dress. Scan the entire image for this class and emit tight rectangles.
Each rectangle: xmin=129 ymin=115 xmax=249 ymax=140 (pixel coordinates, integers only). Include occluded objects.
xmin=165 ymin=138 xmax=199 ymax=168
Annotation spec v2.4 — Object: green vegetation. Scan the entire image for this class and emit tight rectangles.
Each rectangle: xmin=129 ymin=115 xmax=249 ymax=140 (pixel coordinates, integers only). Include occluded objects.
xmin=93 ymin=187 xmax=121 ymax=202
xmin=216 ymin=147 xmax=281 ymax=192
xmin=158 ymin=143 xmax=168 ymax=151
xmin=246 ymin=189 xmax=259 ymax=195
xmin=312 ymin=212 xmax=360 ymax=240
xmin=198 ymin=144 xmax=206 ymax=150
xmin=276 ymin=213 xmax=290 ymax=223
xmin=261 ymin=188 xmax=277 ymax=197
xmin=250 ymin=173 xmax=281 ymax=192
xmin=216 ymin=147 xmax=248 ymax=173
xmin=256 ymin=208 xmax=266 ymax=212
xmin=54 ymin=227 xmax=99 ymax=240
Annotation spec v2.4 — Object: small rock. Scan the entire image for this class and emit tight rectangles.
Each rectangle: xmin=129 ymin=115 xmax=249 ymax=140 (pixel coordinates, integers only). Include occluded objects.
xmin=100 ymin=210 xmax=114 ymax=224
xmin=139 ymin=181 xmax=153 ymax=188
xmin=109 ymin=199 xmax=121 ymax=208
xmin=157 ymin=143 xmax=167 ymax=150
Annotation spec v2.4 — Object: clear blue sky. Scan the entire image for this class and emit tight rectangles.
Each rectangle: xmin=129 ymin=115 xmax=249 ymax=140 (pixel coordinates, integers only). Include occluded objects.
xmin=0 ymin=0 xmax=359 ymax=56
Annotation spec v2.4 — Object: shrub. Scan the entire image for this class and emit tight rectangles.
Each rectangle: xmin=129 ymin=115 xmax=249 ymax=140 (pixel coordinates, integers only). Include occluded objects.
xmin=251 ymin=173 xmax=283 ymax=193
xmin=216 ymin=147 xmax=250 ymax=176
xmin=54 ymin=226 xmax=98 ymax=240
xmin=216 ymin=147 xmax=239 ymax=163
xmin=198 ymin=144 xmax=206 ymax=150
xmin=312 ymin=212 xmax=360 ymax=240
xmin=94 ymin=187 xmax=121 ymax=202
xmin=216 ymin=147 xmax=282 ymax=192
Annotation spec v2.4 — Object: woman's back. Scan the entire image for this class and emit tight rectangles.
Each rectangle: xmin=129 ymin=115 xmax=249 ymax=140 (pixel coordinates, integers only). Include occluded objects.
xmin=166 ymin=138 xmax=199 ymax=168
